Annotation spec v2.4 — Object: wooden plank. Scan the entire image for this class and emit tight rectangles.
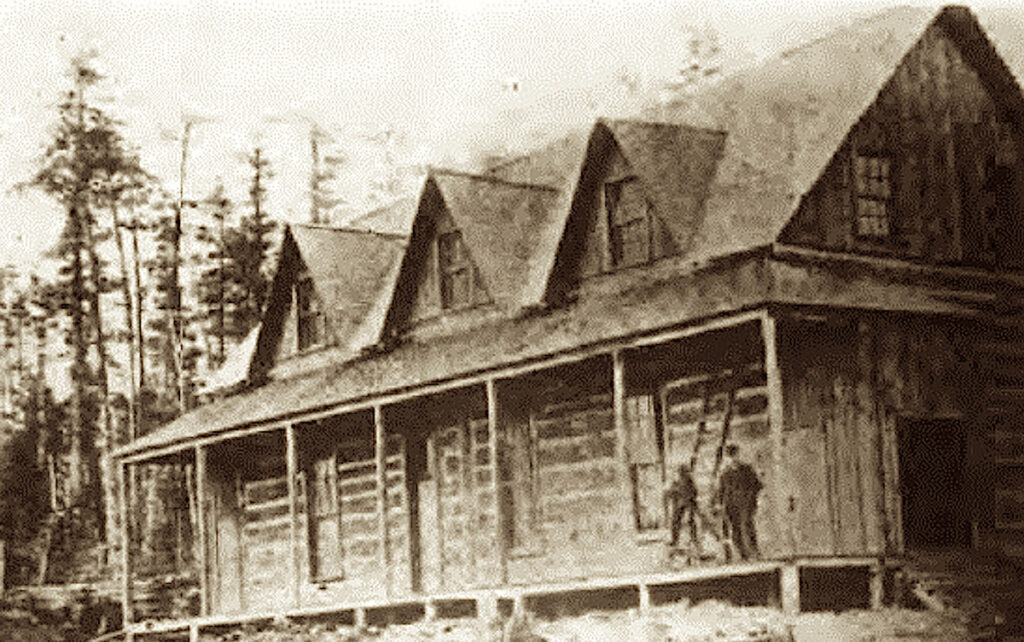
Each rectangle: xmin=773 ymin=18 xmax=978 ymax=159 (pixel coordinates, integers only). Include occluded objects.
xmin=761 ymin=310 xmax=792 ymax=558
xmin=285 ymin=424 xmax=301 ymax=609
xmin=374 ymin=405 xmax=391 ymax=598
xmin=486 ymin=378 xmax=507 ymax=585
xmin=119 ymin=460 xmax=133 ymax=627
xmin=194 ymin=446 xmax=208 ymax=616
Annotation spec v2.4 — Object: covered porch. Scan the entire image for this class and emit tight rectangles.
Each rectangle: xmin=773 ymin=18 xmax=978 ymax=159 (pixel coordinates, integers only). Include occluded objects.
xmin=117 ymin=307 xmax=909 ymax=637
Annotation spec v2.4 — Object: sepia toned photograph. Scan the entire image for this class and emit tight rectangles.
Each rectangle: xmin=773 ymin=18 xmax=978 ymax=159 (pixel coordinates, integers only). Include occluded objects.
xmin=0 ymin=1 xmax=1022 ymax=640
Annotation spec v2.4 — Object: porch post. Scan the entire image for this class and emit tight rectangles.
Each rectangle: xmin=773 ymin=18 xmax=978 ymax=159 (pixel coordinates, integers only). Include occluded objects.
xmin=612 ymin=349 xmax=628 ymax=475
xmin=118 ymin=459 xmax=133 ymax=631
xmin=486 ymin=378 xmax=507 ymax=584
xmin=374 ymin=405 xmax=391 ymax=599
xmin=285 ymin=424 xmax=301 ymax=609
xmin=761 ymin=309 xmax=793 ymax=558
xmin=194 ymin=445 xmax=209 ymax=616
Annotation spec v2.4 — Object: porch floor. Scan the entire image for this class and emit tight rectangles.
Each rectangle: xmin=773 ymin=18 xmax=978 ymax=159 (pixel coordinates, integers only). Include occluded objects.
xmin=125 ymin=556 xmax=891 ymax=640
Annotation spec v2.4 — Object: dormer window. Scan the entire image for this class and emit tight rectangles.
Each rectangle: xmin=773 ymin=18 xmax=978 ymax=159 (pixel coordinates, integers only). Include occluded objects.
xmin=853 ymin=154 xmax=892 ymax=238
xmin=296 ymin=273 xmax=324 ymax=351
xmin=606 ymin=177 xmax=652 ymax=268
xmin=438 ymin=230 xmax=473 ymax=309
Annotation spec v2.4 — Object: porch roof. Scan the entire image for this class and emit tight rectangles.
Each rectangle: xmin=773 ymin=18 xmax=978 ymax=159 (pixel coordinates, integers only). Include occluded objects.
xmin=117 ymin=247 xmax=999 ymax=460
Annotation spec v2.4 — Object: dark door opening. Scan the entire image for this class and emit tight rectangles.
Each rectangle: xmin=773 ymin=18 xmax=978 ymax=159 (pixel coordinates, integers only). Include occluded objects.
xmin=897 ymin=418 xmax=970 ymax=548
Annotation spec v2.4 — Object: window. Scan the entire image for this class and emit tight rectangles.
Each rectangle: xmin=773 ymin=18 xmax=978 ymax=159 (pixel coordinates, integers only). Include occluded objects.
xmin=307 ymin=438 xmax=379 ymax=582
xmin=438 ymin=230 xmax=473 ymax=309
xmin=606 ymin=177 xmax=652 ymax=268
xmin=853 ymin=155 xmax=892 ymax=238
xmin=296 ymin=274 xmax=324 ymax=350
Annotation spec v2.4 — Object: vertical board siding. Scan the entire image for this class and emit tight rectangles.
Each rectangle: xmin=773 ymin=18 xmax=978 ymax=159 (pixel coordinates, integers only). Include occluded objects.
xmin=782 ymin=24 xmax=1024 ymax=269
xmin=781 ymin=315 xmax=975 ymax=558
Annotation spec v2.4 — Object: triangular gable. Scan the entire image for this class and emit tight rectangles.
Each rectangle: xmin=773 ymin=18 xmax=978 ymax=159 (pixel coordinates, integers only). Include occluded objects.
xmin=251 ymin=224 xmax=406 ymax=380
xmin=670 ymin=5 xmax=1024 ymax=263
xmin=544 ymin=119 xmax=725 ymax=299
xmin=602 ymin=119 xmax=726 ymax=256
xmin=382 ymin=171 xmax=565 ymax=336
xmin=432 ymin=171 xmax=565 ymax=310
xmin=290 ymin=224 xmax=407 ymax=349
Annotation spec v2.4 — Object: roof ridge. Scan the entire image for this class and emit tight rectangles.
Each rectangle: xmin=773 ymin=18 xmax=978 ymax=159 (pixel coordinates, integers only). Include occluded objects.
xmin=290 ymin=221 xmax=408 ymax=241
xmin=598 ymin=117 xmax=728 ymax=137
xmin=429 ymin=167 xmax=561 ymax=192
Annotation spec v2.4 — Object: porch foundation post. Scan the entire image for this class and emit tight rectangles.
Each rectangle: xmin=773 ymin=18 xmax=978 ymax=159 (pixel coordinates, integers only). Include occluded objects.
xmin=285 ymin=424 xmax=301 ymax=609
xmin=780 ymin=563 xmax=800 ymax=615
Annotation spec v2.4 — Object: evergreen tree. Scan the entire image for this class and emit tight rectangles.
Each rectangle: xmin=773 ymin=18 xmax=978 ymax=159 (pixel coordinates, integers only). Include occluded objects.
xmin=194 ymin=182 xmax=232 ymax=370
xmin=231 ymin=147 xmax=276 ymax=339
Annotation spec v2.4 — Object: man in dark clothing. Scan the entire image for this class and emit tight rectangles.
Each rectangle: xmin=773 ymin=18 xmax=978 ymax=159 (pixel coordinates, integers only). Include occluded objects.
xmin=718 ymin=444 xmax=762 ymax=560
xmin=666 ymin=463 xmax=698 ymax=552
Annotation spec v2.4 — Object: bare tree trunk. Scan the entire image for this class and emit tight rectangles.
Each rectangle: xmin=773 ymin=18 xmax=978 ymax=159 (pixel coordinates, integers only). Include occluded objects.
xmin=131 ymin=224 xmax=146 ymax=392
xmin=85 ymin=220 xmax=115 ymax=544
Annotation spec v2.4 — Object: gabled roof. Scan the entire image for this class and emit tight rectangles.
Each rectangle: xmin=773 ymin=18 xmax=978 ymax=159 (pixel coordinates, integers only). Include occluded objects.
xmin=346 ymin=196 xmax=419 ymax=236
xmin=564 ymin=119 xmax=726 ymax=263
xmin=383 ymin=170 xmax=568 ymax=330
xmin=288 ymin=223 xmax=406 ymax=351
xmin=430 ymin=171 xmax=567 ymax=311
xmin=249 ymin=224 xmax=407 ymax=382
xmin=653 ymin=4 xmax=1024 ymax=262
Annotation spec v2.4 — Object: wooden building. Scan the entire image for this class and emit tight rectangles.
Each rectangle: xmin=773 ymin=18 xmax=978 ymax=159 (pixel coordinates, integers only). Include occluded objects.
xmin=115 ymin=5 xmax=1024 ymax=636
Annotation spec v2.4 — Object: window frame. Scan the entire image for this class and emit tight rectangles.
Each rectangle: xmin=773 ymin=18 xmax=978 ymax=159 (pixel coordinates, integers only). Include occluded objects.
xmin=852 ymin=153 xmax=893 ymax=240
xmin=605 ymin=176 xmax=653 ymax=269
xmin=437 ymin=229 xmax=474 ymax=310
xmin=295 ymin=272 xmax=325 ymax=352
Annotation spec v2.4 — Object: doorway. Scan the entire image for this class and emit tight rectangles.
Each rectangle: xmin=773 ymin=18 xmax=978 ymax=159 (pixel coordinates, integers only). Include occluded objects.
xmin=897 ymin=418 xmax=970 ymax=548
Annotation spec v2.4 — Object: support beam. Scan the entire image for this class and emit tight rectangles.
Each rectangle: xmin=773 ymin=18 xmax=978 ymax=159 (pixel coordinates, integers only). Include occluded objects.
xmin=486 ymin=378 xmax=507 ymax=585
xmin=374 ymin=405 xmax=391 ymax=599
xmin=118 ymin=460 xmax=133 ymax=629
xmin=869 ymin=562 xmax=885 ymax=610
xmin=285 ymin=424 xmax=301 ymax=609
xmin=612 ymin=349 xmax=629 ymax=479
xmin=194 ymin=445 xmax=208 ymax=616
xmin=761 ymin=310 xmax=793 ymax=558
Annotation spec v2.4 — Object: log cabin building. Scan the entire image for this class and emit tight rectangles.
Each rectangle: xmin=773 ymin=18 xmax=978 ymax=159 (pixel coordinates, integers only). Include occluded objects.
xmin=115 ymin=5 xmax=1024 ymax=636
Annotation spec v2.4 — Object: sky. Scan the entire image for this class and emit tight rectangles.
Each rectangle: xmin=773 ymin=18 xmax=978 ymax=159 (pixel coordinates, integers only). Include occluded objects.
xmin=0 ymin=0 xmax=941 ymax=275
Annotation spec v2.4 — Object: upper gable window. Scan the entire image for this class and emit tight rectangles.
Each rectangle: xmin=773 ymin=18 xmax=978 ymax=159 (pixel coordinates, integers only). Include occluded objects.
xmin=606 ymin=177 xmax=652 ymax=268
xmin=853 ymin=155 xmax=892 ymax=239
xmin=296 ymin=274 xmax=324 ymax=351
xmin=438 ymin=230 xmax=473 ymax=309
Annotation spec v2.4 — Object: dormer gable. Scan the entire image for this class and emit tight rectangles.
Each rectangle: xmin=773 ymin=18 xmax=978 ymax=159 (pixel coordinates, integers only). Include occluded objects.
xmin=382 ymin=170 xmax=565 ymax=338
xmin=546 ymin=119 xmax=725 ymax=299
xmin=249 ymin=224 xmax=405 ymax=382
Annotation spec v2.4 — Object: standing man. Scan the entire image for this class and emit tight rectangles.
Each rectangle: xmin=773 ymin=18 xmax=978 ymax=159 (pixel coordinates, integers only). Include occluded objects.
xmin=666 ymin=463 xmax=699 ymax=557
xmin=718 ymin=444 xmax=762 ymax=560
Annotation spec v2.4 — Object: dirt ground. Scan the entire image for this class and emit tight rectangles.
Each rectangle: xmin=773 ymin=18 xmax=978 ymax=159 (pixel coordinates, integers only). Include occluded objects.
xmin=191 ymin=602 xmax=974 ymax=642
